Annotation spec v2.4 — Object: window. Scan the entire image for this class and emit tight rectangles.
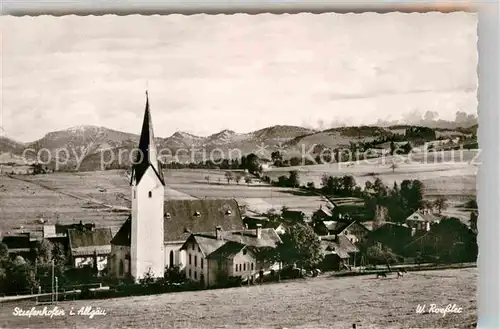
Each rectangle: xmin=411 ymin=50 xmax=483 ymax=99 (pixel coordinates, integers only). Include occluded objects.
xmin=148 ymin=191 xmax=152 ymax=198
xmin=194 ymin=271 xmax=197 ymax=279
xmin=243 ymin=249 xmax=247 ymax=255
xmin=235 ymin=264 xmax=238 ymax=272
xmin=239 ymin=264 xmax=242 ymax=272
xmin=201 ymin=259 xmax=204 ymax=269
xmin=194 ymin=255 xmax=197 ymax=267
xmin=243 ymin=263 xmax=246 ymax=271
xmin=169 ymin=251 xmax=174 ymax=267
xmin=189 ymin=254 xmax=192 ymax=265
xmin=188 ymin=269 xmax=191 ymax=277
xmin=251 ymin=263 xmax=254 ymax=271
xmin=133 ymin=190 xmax=136 ymax=199
xmin=119 ymin=260 xmax=124 ymax=276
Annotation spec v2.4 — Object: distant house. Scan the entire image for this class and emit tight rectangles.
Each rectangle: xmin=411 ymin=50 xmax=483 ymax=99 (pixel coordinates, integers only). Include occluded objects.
xmin=43 ymin=221 xmax=97 ymax=250
xmin=1 ymin=233 xmax=32 ymax=258
xmin=68 ymin=227 xmax=112 ymax=274
xmin=311 ymin=205 xmax=333 ymax=222
xmin=179 ymin=225 xmax=282 ymax=287
xmin=330 ymin=203 xmax=372 ymax=222
xmin=243 ymin=216 xmax=286 ymax=235
xmin=282 ymin=209 xmax=307 ymax=223
xmin=316 ymin=220 xmax=370 ymax=245
xmin=319 ymin=235 xmax=359 ymax=271
xmin=405 ymin=210 xmax=441 ymax=232
xmin=108 ymin=199 xmax=244 ymax=280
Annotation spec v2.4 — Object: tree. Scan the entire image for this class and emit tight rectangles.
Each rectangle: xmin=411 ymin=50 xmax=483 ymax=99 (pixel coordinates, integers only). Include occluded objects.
xmin=389 ymin=141 xmax=396 ymax=156
xmin=244 ymin=176 xmax=252 ymax=186
xmin=288 ymin=171 xmax=300 ymax=188
xmin=235 ymin=174 xmax=242 ymax=185
xmin=271 ymin=151 xmax=283 ymax=167
xmin=31 ymin=239 xmax=53 ymax=264
xmin=224 ymin=171 xmax=234 ymax=184
xmin=245 ymin=153 xmax=261 ymax=174
xmin=277 ymin=224 xmax=323 ymax=270
xmin=433 ymin=196 xmax=448 ymax=214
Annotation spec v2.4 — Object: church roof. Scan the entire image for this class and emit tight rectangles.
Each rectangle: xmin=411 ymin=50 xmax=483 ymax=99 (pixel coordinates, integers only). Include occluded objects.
xmin=110 ymin=199 xmax=245 ymax=246
xmin=130 ymin=91 xmax=165 ymax=186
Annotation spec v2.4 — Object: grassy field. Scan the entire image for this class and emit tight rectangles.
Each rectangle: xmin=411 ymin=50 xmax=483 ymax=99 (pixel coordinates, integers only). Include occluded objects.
xmin=0 ymin=169 xmax=330 ymax=233
xmin=0 ymin=268 xmax=476 ymax=329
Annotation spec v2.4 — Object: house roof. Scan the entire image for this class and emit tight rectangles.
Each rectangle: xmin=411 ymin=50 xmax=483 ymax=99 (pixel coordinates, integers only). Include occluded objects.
xmin=323 ymin=220 xmax=338 ymax=231
xmin=130 ymin=92 xmax=165 ymax=186
xmin=206 ymin=241 xmax=248 ymax=259
xmin=1 ymin=235 xmax=31 ymax=250
xmin=111 ymin=199 xmax=244 ymax=246
xmin=164 ymin=199 xmax=243 ymax=241
xmin=68 ymin=227 xmax=112 ymax=256
xmin=110 ymin=217 xmax=131 ymax=246
xmin=329 ymin=220 xmax=369 ymax=235
xmin=320 ymin=235 xmax=359 ymax=259
xmin=406 ymin=211 xmax=441 ymax=222
xmin=180 ymin=228 xmax=281 ymax=259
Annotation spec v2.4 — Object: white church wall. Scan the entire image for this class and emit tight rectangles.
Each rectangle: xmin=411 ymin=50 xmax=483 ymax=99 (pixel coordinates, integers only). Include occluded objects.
xmin=131 ymin=166 xmax=165 ymax=280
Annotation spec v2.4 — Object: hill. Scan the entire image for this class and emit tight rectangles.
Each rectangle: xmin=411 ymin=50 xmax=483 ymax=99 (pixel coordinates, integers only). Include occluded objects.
xmin=0 ymin=122 xmax=477 ymax=170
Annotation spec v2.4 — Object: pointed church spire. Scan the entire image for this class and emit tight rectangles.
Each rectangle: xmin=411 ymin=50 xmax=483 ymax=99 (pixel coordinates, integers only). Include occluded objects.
xmin=131 ymin=91 xmax=165 ymax=186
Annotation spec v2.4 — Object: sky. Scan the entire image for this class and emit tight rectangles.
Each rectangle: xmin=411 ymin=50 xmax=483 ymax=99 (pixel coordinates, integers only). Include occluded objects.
xmin=1 ymin=13 xmax=478 ymax=143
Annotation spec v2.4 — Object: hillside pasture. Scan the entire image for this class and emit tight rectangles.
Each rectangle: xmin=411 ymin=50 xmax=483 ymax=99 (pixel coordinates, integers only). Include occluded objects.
xmin=0 ymin=175 xmax=129 ymax=234
xmin=264 ymin=150 xmax=478 ymax=199
xmin=0 ymin=268 xmax=476 ymax=329
xmin=0 ymin=169 xmax=331 ymax=232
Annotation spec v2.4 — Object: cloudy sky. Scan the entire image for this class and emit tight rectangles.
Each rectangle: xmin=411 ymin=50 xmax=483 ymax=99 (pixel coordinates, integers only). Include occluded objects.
xmin=1 ymin=13 xmax=477 ymax=142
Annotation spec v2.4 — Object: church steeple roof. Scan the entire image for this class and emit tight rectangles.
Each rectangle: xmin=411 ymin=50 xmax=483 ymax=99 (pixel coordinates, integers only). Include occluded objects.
xmin=130 ymin=91 xmax=165 ymax=186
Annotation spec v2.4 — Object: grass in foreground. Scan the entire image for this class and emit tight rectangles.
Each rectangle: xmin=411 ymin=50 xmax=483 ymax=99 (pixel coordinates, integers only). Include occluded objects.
xmin=0 ymin=268 xmax=476 ymax=329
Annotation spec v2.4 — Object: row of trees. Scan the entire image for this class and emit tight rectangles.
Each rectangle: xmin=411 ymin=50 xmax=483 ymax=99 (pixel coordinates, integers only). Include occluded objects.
xmin=163 ymin=153 xmax=263 ymax=175
xmin=0 ymin=239 xmax=68 ymax=295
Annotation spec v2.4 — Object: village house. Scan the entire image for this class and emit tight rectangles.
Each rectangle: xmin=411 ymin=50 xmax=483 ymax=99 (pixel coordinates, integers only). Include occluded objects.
xmin=179 ymin=224 xmax=282 ymax=287
xmin=107 ymin=93 xmax=245 ymax=281
xmin=319 ymin=235 xmax=359 ymax=271
xmin=0 ymin=233 xmax=33 ymax=258
xmin=243 ymin=216 xmax=286 ymax=235
xmin=68 ymin=226 xmax=112 ymax=274
xmin=405 ymin=210 xmax=441 ymax=232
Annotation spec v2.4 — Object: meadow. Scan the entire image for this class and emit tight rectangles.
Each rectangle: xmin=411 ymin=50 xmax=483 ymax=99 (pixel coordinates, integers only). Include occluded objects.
xmin=0 ymin=268 xmax=476 ymax=329
xmin=0 ymin=169 xmax=330 ymax=234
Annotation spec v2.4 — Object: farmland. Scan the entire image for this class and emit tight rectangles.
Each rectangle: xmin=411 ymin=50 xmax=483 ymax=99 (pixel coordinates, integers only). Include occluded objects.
xmin=0 ymin=268 xmax=476 ymax=329
xmin=0 ymin=169 xmax=330 ymax=233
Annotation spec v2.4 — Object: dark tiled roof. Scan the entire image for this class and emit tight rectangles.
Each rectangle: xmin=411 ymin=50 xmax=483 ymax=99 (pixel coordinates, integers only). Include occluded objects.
xmin=164 ymin=199 xmax=243 ymax=241
xmin=111 ymin=199 xmax=244 ymax=245
xmin=1 ymin=235 xmax=31 ymax=250
xmin=320 ymin=235 xmax=359 ymax=259
xmin=68 ymin=227 xmax=112 ymax=252
xmin=110 ymin=217 xmax=131 ymax=246
xmin=181 ymin=228 xmax=281 ymax=260
xmin=244 ymin=217 xmax=283 ymax=230
xmin=207 ymin=241 xmax=247 ymax=259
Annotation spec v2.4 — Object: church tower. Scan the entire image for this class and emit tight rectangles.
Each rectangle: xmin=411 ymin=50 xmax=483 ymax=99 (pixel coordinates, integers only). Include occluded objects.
xmin=130 ymin=91 xmax=165 ymax=281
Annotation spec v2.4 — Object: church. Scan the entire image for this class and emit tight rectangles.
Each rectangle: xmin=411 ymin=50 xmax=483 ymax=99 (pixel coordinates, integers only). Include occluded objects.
xmin=107 ymin=92 xmax=245 ymax=281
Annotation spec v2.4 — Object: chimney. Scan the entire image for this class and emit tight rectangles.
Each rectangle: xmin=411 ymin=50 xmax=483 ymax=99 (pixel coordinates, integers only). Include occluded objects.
xmin=256 ymin=224 xmax=262 ymax=239
xmin=215 ymin=226 xmax=223 ymax=240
